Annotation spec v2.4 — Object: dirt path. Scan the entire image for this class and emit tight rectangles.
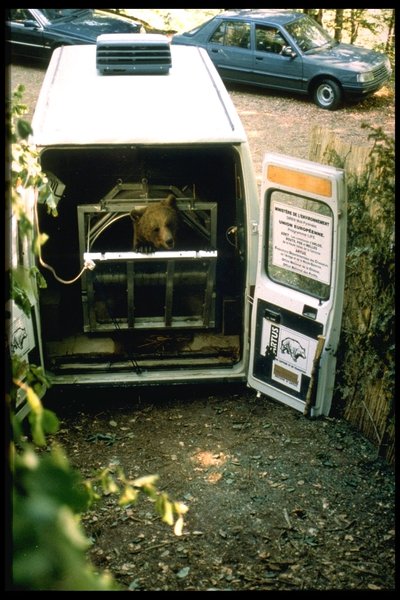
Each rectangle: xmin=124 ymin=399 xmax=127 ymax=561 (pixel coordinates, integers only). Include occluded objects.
xmin=228 ymin=81 xmax=394 ymax=186
xmin=49 ymin=386 xmax=395 ymax=591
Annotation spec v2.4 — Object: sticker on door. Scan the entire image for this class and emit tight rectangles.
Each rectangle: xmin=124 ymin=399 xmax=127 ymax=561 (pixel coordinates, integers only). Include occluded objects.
xmin=260 ymin=320 xmax=318 ymax=391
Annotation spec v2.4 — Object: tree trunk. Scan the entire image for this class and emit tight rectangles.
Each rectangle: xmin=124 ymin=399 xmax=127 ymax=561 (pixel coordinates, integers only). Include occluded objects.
xmin=303 ymin=9 xmax=323 ymax=24
xmin=334 ymin=9 xmax=344 ymax=42
xmin=385 ymin=8 xmax=395 ymax=55
xmin=349 ymin=9 xmax=363 ymax=44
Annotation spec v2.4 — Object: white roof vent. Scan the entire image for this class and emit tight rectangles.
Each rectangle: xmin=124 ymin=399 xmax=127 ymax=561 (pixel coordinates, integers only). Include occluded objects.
xmin=96 ymin=33 xmax=172 ymax=75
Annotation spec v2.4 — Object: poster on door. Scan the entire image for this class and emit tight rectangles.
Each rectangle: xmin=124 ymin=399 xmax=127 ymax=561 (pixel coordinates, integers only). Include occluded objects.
xmin=260 ymin=318 xmax=317 ymax=392
xmin=271 ymin=201 xmax=333 ymax=285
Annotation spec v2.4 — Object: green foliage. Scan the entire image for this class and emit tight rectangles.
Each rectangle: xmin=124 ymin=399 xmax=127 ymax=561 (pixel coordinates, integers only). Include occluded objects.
xmin=11 ymin=435 xmax=188 ymax=590
xmin=317 ymin=126 xmax=394 ymax=459
xmin=334 ymin=127 xmax=395 ymax=446
xmin=89 ymin=470 xmax=188 ymax=537
xmin=11 ymin=355 xmax=54 ymax=447
xmin=12 ymin=444 xmax=117 ymax=591
xmin=346 ymin=126 xmax=394 ymax=364
xmin=10 ymin=265 xmax=47 ymax=318
xmin=7 ymin=85 xmax=56 ymax=324
xmin=10 ymin=279 xmax=31 ymax=316
xmin=8 ymin=85 xmax=58 ymax=232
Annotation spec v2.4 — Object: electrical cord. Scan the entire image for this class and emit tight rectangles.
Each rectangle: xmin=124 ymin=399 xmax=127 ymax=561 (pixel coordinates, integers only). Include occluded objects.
xmin=34 ymin=194 xmax=94 ymax=284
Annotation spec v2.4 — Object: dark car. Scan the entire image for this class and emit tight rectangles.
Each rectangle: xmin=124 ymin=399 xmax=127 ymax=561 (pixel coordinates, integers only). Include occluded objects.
xmin=171 ymin=9 xmax=391 ymax=110
xmin=6 ymin=8 xmax=145 ymax=63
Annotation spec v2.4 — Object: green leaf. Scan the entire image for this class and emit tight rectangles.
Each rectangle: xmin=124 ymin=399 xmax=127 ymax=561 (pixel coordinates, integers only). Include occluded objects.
xmin=119 ymin=485 xmax=138 ymax=506
xmin=11 ymin=282 xmax=31 ymax=316
xmin=12 ymin=265 xmax=38 ymax=307
xmin=11 ymin=415 xmax=23 ymax=447
xmin=29 ymin=413 xmax=46 ymax=447
xmin=25 ymin=452 xmax=91 ymax=513
xmin=16 ymin=118 xmax=33 ymax=140
xmin=42 ymin=409 xmax=60 ymax=435
xmin=39 ymin=187 xmax=59 ymax=216
xmin=30 ymin=266 xmax=47 ymax=289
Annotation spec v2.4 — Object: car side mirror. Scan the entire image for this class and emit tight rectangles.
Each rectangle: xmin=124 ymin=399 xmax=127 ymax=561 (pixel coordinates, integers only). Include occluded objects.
xmin=282 ymin=46 xmax=296 ymax=58
xmin=23 ymin=20 xmax=38 ymax=29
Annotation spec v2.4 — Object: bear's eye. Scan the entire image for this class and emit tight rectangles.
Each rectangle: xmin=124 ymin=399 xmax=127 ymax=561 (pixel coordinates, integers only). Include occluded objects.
xmin=153 ymin=227 xmax=160 ymax=233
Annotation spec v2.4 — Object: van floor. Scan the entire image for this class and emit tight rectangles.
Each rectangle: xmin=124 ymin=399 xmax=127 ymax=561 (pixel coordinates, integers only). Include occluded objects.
xmin=45 ymin=332 xmax=240 ymax=372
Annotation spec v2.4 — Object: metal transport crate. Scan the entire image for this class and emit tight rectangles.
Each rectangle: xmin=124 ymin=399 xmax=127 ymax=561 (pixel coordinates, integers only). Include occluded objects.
xmin=77 ymin=183 xmax=218 ymax=332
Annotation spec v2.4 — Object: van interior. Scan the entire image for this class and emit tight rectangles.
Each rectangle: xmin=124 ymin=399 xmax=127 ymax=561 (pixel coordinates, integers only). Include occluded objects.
xmin=37 ymin=144 xmax=247 ymax=375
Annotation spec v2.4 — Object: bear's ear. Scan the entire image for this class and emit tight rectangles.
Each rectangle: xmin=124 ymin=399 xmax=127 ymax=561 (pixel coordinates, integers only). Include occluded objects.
xmin=130 ymin=207 xmax=146 ymax=222
xmin=162 ymin=194 xmax=177 ymax=210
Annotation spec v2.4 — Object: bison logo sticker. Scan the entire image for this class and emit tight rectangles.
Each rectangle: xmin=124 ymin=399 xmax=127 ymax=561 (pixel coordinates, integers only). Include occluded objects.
xmin=276 ymin=331 xmax=309 ymax=371
xmin=8 ymin=299 xmax=35 ymax=358
xmin=12 ymin=327 xmax=28 ymax=352
xmin=280 ymin=337 xmax=306 ymax=362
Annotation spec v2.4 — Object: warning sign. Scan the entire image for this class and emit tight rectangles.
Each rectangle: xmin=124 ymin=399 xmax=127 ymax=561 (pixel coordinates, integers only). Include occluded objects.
xmin=272 ymin=202 xmax=332 ymax=285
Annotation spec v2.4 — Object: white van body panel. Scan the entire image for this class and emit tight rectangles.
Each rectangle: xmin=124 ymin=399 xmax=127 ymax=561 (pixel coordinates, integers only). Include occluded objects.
xmin=31 ymin=45 xmax=248 ymax=146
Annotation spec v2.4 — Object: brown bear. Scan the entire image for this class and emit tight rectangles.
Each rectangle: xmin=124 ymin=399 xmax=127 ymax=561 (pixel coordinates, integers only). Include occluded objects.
xmin=130 ymin=194 xmax=179 ymax=252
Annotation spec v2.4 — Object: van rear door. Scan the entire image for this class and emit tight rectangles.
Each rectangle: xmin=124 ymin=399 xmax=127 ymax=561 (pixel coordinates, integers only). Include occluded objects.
xmin=247 ymin=152 xmax=347 ymax=417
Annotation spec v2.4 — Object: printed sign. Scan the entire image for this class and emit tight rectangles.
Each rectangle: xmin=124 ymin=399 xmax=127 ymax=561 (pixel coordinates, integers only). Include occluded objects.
xmin=260 ymin=319 xmax=318 ymax=392
xmin=272 ymin=201 xmax=332 ymax=285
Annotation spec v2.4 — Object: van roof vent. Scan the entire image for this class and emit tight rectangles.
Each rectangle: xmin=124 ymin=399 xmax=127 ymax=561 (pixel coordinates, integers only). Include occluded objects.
xmin=96 ymin=33 xmax=171 ymax=75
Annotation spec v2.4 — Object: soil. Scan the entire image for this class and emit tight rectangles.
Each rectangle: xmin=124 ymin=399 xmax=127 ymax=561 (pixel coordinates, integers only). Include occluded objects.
xmin=44 ymin=386 xmax=395 ymax=592
xmin=10 ymin=60 xmax=395 ymax=591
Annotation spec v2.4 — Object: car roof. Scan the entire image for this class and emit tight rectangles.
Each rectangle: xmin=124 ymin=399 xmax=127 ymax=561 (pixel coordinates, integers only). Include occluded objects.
xmin=31 ymin=44 xmax=247 ymax=147
xmin=217 ymin=9 xmax=303 ymax=26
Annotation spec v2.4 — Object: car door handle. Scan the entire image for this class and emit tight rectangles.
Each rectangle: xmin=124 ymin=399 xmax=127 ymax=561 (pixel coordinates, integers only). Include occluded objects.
xmin=264 ymin=308 xmax=280 ymax=323
xmin=211 ymin=48 xmax=219 ymax=53
xmin=302 ymin=305 xmax=318 ymax=320
xmin=255 ymin=56 xmax=264 ymax=61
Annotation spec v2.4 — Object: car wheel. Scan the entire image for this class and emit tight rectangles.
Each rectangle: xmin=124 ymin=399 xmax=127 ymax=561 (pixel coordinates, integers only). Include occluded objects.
xmin=313 ymin=79 xmax=342 ymax=110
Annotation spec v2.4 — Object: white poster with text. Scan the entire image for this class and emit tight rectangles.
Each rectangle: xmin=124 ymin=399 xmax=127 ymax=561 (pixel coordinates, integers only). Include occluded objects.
xmin=272 ymin=202 xmax=332 ymax=285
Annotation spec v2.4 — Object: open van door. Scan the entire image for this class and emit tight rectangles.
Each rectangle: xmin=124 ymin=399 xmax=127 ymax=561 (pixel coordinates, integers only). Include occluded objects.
xmin=248 ymin=153 xmax=347 ymax=417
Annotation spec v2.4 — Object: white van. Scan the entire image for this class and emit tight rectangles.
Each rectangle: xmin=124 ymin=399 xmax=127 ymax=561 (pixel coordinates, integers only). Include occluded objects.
xmin=10 ymin=35 xmax=347 ymax=417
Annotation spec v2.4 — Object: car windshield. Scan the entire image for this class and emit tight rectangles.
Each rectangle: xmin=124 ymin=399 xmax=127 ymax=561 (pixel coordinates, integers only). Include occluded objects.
xmin=39 ymin=9 xmax=90 ymax=22
xmin=285 ymin=15 xmax=336 ymax=53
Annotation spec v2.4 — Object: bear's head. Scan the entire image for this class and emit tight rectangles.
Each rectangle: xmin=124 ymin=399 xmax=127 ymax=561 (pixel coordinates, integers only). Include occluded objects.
xmin=130 ymin=194 xmax=178 ymax=251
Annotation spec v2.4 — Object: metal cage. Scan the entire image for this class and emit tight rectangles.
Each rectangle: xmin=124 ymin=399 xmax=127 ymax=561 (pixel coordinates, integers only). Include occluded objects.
xmin=77 ymin=183 xmax=218 ymax=332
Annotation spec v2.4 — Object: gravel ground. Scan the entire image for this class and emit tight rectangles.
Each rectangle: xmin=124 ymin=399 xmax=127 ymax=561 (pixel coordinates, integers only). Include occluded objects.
xmin=228 ymin=81 xmax=394 ymax=186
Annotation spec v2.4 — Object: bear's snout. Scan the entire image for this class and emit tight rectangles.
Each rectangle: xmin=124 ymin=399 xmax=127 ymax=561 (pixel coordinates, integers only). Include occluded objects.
xmin=131 ymin=194 xmax=179 ymax=252
xmin=153 ymin=224 xmax=175 ymax=249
